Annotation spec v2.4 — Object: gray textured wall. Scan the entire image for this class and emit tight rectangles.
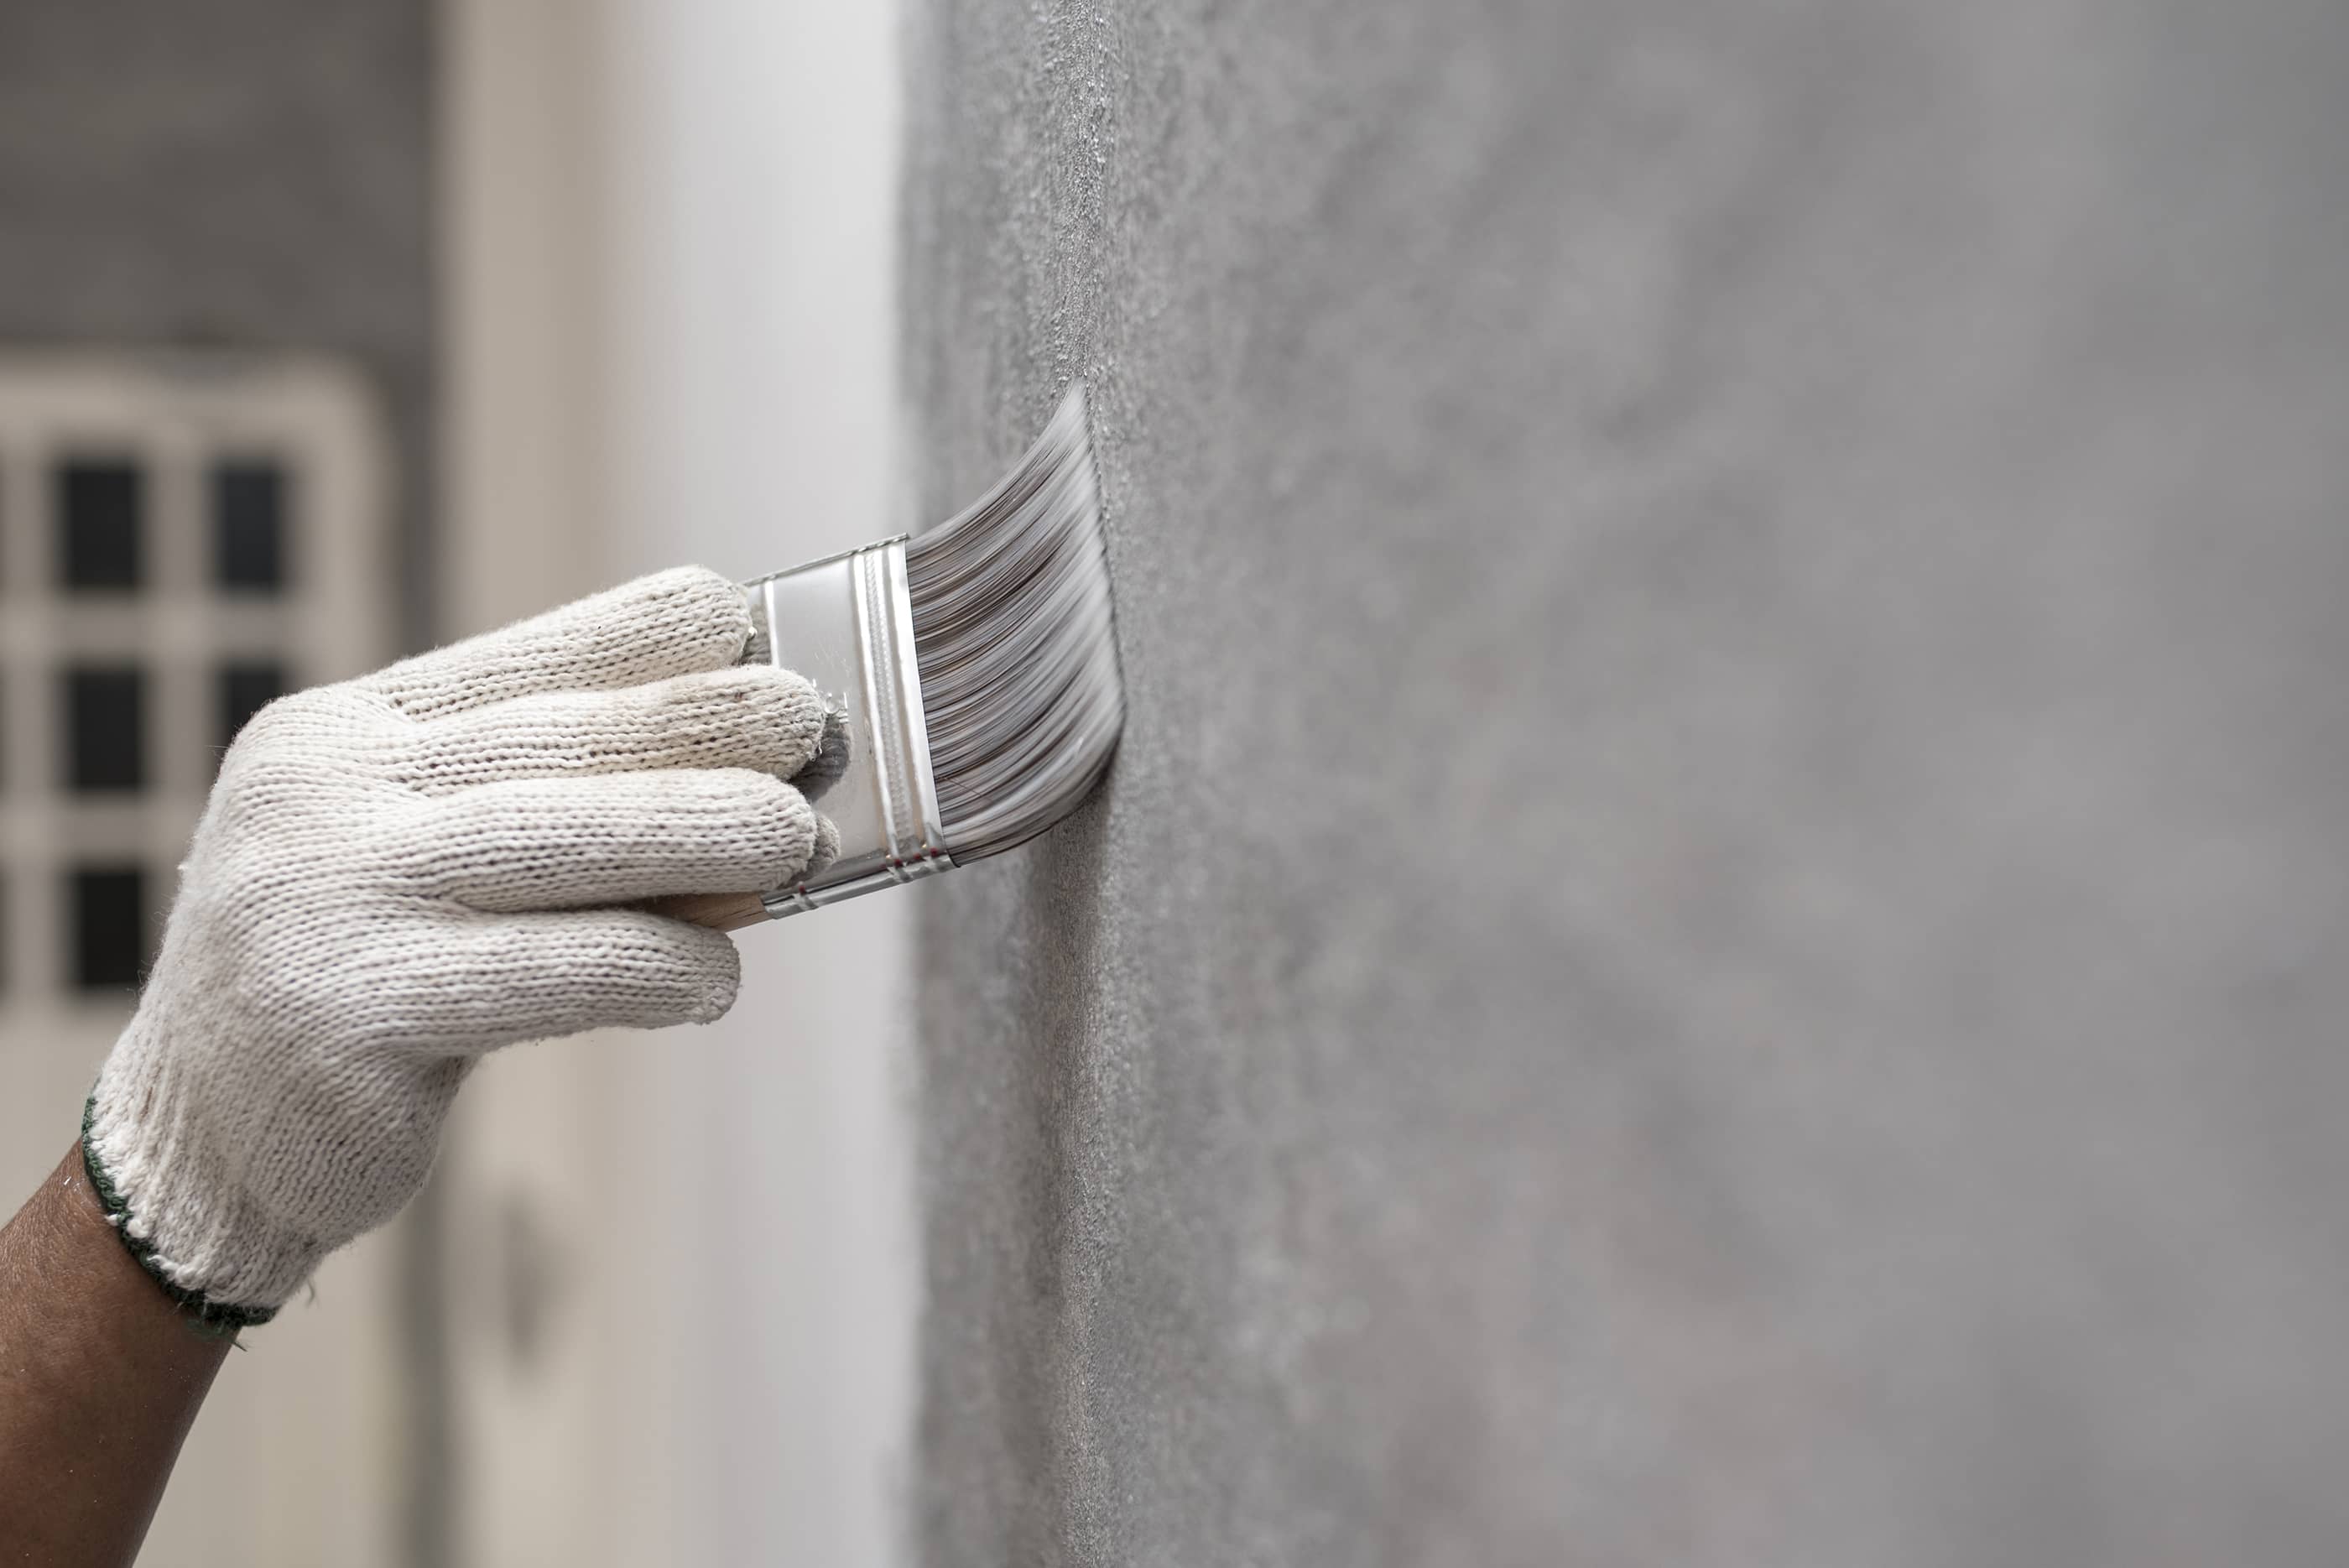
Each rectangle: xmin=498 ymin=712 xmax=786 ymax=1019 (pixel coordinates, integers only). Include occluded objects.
xmin=905 ymin=1 xmax=2349 ymax=1564
xmin=0 ymin=0 xmax=435 ymax=647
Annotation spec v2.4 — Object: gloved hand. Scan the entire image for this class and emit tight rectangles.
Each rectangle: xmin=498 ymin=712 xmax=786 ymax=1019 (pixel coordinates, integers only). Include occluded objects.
xmin=81 ymin=567 xmax=826 ymax=1328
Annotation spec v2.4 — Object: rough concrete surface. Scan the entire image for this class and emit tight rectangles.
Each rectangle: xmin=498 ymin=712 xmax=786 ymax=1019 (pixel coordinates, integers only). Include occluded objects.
xmin=904 ymin=2 xmax=2349 ymax=1563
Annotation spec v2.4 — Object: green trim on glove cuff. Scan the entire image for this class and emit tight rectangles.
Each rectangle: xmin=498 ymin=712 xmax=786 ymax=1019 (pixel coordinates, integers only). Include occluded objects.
xmin=80 ymin=1096 xmax=277 ymax=1334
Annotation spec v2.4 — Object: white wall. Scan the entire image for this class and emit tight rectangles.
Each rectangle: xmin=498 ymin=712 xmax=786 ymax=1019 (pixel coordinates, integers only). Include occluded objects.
xmin=439 ymin=3 xmax=915 ymax=1562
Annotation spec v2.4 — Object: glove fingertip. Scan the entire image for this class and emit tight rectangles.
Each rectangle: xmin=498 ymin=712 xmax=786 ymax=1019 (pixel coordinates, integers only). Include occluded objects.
xmin=675 ymin=917 xmax=742 ymax=1022
xmin=742 ymin=665 xmax=831 ymax=779
xmin=805 ymin=812 xmax=843 ymax=879
xmin=692 ymin=945 xmax=742 ymax=1021
xmin=691 ymin=967 xmax=741 ymax=1024
xmin=631 ymin=565 xmax=757 ymax=672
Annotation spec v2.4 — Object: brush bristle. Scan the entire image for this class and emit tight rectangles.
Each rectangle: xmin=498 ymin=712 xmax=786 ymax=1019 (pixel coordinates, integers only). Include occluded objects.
xmin=906 ymin=381 xmax=1123 ymax=862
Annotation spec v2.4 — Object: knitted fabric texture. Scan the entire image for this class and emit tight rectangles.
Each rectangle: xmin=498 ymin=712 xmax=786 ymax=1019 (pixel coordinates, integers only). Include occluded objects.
xmin=85 ymin=566 xmax=827 ymax=1321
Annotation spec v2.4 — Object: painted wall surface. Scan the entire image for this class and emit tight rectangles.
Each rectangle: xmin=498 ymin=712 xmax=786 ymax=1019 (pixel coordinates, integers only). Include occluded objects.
xmin=904 ymin=3 xmax=2349 ymax=1564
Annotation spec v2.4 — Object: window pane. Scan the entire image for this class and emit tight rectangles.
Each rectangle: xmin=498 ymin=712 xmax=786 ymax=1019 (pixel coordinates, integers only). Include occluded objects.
xmin=56 ymin=457 xmax=143 ymax=590
xmin=70 ymin=866 xmax=146 ymax=991
xmin=218 ymin=659 xmax=286 ymax=754
xmin=213 ymin=459 xmax=288 ymax=591
xmin=65 ymin=664 xmax=145 ymax=791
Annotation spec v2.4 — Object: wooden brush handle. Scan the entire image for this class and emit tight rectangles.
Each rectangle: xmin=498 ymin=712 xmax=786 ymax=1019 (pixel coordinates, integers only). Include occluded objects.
xmin=647 ymin=891 xmax=772 ymax=931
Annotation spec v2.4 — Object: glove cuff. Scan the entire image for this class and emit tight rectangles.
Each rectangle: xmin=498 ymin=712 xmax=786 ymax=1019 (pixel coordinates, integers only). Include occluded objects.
xmin=81 ymin=1069 xmax=329 ymax=1329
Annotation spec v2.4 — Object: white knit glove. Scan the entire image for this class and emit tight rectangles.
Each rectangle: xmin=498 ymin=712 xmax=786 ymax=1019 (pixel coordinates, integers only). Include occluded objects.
xmin=82 ymin=567 xmax=826 ymax=1328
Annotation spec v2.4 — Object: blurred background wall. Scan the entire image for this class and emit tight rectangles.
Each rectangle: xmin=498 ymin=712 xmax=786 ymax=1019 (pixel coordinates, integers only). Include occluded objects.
xmin=0 ymin=2 xmax=435 ymax=636
xmin=0 ymin=5 xmax=429 ymax=1561
xmin=0 ymin=1 xmax=917 ymax=1564
xmin=903 ymin=0 xmax=2349 ymax=1564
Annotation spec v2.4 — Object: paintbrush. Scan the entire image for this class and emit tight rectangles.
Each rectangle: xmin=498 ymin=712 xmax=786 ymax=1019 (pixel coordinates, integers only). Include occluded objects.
xmin=655 ymin=380 xmax=1121 ymax=930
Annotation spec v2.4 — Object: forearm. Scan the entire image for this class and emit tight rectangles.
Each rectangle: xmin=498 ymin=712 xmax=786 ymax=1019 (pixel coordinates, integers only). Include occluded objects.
xmin=0 ymin=1144 xmax=232 ymax=1567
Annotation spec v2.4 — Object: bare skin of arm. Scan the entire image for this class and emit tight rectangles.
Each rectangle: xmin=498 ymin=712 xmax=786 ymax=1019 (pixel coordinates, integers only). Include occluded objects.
xmin=0 ymin=1144 xmax=232 ymax=1567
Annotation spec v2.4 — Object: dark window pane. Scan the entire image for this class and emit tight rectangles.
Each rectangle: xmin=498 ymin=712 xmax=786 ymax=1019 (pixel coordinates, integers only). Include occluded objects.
xmin=65 ymin=664 xmax=145 ymax=791
xmin=56 ymin=457 xmax=143 ymax=590
xmin=213 ymin=460 xmax=288 ymax=591
xmin=70 ymin=867 xmax=146 ymax=991
xmin=218 ymin=659 xmax=286 ymax=753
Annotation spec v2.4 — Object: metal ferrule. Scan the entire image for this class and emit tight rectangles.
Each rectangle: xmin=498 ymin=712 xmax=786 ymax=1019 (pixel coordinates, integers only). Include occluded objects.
xmin=750 ymin=539 xmax=953 ymax=917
